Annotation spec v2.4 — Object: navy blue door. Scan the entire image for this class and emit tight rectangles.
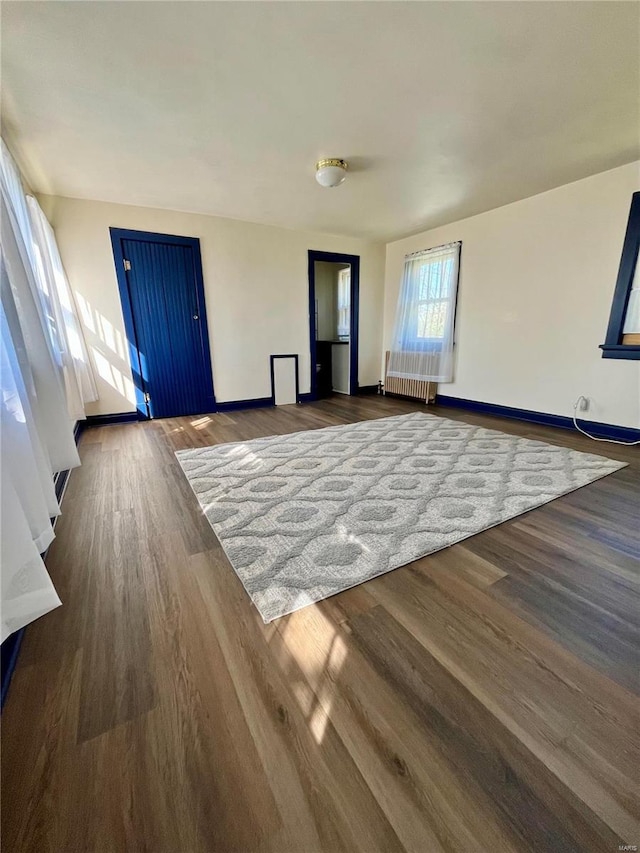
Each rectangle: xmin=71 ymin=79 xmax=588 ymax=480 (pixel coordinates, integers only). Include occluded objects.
xmin=111 ymin=229 xmax=216 ymax=419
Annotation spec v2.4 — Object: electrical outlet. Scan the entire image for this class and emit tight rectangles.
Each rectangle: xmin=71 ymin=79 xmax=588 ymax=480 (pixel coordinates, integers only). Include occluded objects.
xmin=579 ymin=396 xmax=590 ymax=412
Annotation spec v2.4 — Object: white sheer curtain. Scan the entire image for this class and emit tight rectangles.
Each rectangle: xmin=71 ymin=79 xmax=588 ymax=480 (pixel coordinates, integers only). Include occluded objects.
xmin=27 ymin=195 xmax=98 ymax=420
xmin=1 ymin=139 xmax=82 ymax=639
xmin=388 ymin=242 xmax=461 ymax=383
xmin=1 ymin=279 xmax=62 ymax=639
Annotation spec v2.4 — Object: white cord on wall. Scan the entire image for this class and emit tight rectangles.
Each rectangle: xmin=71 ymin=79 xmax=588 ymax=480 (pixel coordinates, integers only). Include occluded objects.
xmin=573 ymin=397 xmax=640 ymax=446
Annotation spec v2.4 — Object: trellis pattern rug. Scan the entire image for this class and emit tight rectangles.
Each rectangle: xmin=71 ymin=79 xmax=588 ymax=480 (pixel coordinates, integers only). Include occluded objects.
xmin=176 ymin=412 xmax=624 ymax=622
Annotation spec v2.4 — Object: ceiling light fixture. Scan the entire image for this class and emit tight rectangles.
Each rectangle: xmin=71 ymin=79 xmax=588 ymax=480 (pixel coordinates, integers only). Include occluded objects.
xmin=315 ymin=158 xmax=348 ymax=188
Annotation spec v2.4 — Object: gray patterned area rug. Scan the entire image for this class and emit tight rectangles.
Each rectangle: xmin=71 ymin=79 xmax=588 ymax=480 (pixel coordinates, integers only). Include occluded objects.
xmin=176 ymin=412 xmax=625 ymax=622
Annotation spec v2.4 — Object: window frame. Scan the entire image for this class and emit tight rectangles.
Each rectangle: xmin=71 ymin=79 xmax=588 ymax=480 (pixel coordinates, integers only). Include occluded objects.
xmin=600 ymin=191 xmax=640 ymax=361
xmin=336 ymin=267 xmax=351 ymax=338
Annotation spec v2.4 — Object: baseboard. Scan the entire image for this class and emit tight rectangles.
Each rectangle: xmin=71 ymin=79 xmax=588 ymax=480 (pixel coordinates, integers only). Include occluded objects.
xmin=435 ymin=395 xmax=640 ymax=442
xmin=216 ymin=397 xmax=274 ymax=412
xmin=84 ymin=411 xmax=144 ymax=427
xmin=218 ymin=388 xmax=380 ymax=408
xmin=383 ymin=390 xmax=431 ymax=404
xmin=297 ymin=389 xmax=380 ymax=402
xmin=85 ymin=401 xmax=280 ymax=419
xmin=1 ymin=628 xmax=25 ymax=708
xmin=53 ymin=468 xmax=71 ymax=504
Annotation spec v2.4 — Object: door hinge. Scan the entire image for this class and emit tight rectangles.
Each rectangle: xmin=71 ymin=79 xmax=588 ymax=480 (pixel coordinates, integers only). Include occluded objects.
xmin=144 ymin=391 xmax=150 ymax=404
xmin=123 ymin=259 xmax=131 ymax=271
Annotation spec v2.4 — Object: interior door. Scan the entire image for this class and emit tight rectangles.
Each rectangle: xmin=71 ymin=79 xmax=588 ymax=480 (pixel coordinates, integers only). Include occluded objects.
xmin=112 ymin=230 xmax=216 ymax=418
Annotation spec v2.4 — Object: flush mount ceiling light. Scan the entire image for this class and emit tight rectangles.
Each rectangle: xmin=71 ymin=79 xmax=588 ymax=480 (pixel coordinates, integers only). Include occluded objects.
xmin=315 ymin=158 xmax=348 ymax=188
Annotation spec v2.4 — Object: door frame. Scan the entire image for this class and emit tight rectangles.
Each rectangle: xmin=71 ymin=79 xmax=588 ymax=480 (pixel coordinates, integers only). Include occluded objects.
xmin=109 ymin=227 xmax=216 ymax=418
xmin=307 ymin=250 xmax=360 ymax=400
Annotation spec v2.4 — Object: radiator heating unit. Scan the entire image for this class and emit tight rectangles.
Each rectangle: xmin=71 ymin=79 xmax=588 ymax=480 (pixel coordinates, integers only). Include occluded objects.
xmin=384 ymin=351 xmax=437 ymax=404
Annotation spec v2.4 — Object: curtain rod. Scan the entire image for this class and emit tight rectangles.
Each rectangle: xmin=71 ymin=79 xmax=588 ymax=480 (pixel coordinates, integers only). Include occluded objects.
xmin=404 ymin=240 xmax=461 ymax=260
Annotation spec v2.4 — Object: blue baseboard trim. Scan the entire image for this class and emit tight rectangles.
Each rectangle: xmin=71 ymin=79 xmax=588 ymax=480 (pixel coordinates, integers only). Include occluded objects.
xmin=216 ymin=397 xmax=274 ymax=413
xmin=1 ymin=628 xmax=25 ymax=709
xmin=384 ymin=390 xmax=431 ymax=404
xmin=53 ymin=468 xmax=70 ymax=503
xmin=87 ymin=397 xmax=321 ymax=417
xmin=85 ymin=411 xmax=144 ymax=427
xmin=435 ymin=395 xmax=640 ymax=442
xmin=297 ymin=387 xmax=379 ymax=402
xmin=218 ymin=391 xmax=324 ymax=411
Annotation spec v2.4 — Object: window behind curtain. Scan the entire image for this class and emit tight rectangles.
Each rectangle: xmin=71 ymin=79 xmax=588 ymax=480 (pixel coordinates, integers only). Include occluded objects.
xmin=337 ymin=267 xmax=350 ymax=338
xmin=388 ymin=241 xmax=461 ymax=383
xmin=622 ymin=253 xmax=639 ymax=342
xmin=415 ymin=255 xmax=456 ymax=343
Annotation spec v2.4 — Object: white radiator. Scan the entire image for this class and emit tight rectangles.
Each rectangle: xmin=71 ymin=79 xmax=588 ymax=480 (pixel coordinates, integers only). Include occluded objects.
xmin=384 ymin=351 xmax=437 ymax=404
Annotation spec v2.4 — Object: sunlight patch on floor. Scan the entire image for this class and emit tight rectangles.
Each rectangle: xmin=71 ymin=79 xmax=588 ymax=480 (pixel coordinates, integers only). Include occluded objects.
xmin=190 ymin=416 xmax=212 ymax=429
xmin=276 ymin=607 xmax=349 ymax=746
xmin=308 ymin=632 xmax=348 ymax=744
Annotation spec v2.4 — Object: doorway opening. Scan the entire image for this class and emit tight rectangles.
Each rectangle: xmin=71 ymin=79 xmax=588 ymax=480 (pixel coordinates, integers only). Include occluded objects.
xmin=307 ymin=250 xmax=360 ymax=400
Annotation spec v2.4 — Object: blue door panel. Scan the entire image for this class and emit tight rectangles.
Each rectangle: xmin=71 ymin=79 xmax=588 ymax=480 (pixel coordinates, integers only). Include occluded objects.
xmin=119 ymin=236 xmax=215 ymax=418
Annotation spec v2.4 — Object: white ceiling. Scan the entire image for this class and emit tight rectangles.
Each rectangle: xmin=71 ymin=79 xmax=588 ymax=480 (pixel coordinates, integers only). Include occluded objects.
xmin=2 ymin=1 xmax=638 ymax=241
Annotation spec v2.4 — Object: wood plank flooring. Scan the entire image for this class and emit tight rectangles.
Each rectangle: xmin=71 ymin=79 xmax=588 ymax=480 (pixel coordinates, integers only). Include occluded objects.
xmin=2 ymin=395 xmax=638 ymax=852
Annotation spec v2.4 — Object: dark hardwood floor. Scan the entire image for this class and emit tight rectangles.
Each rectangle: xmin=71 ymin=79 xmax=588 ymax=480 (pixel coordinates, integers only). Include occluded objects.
xmin=2 ymin=395 xmax=638 ymax=852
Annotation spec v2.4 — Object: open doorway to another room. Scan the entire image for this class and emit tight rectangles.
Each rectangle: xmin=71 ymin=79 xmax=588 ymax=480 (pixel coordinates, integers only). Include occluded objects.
xmin=308 ymin=250 xmax=359 ymax=399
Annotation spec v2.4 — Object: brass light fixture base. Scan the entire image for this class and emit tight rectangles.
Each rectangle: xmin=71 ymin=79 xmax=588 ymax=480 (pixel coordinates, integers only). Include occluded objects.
xmin=315 ymin=158 xmax=348 ymax=171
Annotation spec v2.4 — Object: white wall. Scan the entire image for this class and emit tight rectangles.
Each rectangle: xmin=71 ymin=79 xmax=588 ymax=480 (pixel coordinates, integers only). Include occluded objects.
xmin=42 ymin=163 xmax=639 ymax=426
xmin=39 ymin=196 xmax=385 ymax=414
xmin=383 ymin=163 xmax=640 ymax=428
